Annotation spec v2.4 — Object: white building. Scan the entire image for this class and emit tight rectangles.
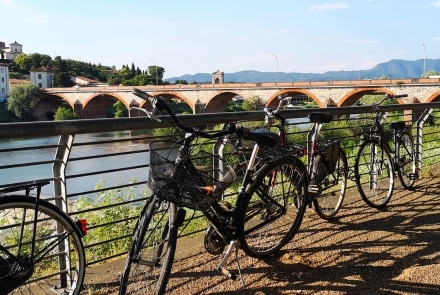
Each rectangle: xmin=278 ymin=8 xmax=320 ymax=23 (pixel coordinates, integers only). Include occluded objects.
xmin=0 ymin=41 xmax=23 ymax=60
xmin=0 ymin=62 xmax=10 ymax=100
xmin=30 ymin=66 xmax=54 ymax=88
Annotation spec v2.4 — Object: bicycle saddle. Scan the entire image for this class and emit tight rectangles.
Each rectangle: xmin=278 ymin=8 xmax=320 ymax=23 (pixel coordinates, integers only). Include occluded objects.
xmin=389 ymin=121 xmax=406 ymax=129
xmin=242 ymin=129 xmax=280 ymax=148
xmin=308 ymin=112 xmax=333 ymax=124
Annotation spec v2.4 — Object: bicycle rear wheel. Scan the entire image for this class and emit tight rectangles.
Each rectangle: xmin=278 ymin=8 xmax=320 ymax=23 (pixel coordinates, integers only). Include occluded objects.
xmin=119 ymin=195 xmax=178 ymax=295
xmin=313 ymin=147 xmax=348 ymax=219
xmin=0 ymin=195 xmax=85 ymax=295
xmin=238 ymin=156 xmax=307 ymax=258
xmin=396 ymin=131 xmax=416 ymax=189
xmin=355 ymin=140 xmax=394 ymax=208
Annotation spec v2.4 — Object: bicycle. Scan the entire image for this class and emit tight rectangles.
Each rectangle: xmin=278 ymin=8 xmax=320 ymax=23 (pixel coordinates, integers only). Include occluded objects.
xmin=263 ymin=95 xmax=347 ymax=219
xmin=350 ymin=93 xmax=416 ymax=208
xmin=119 ymin=89 xmax=308 ymax=295
xmin=0 ymin=180 xmax=86 ymax=295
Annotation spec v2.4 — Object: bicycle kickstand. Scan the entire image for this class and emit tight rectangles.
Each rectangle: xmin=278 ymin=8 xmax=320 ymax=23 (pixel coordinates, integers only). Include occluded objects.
xmin=216 ymin=240 xmax=245 ymax=287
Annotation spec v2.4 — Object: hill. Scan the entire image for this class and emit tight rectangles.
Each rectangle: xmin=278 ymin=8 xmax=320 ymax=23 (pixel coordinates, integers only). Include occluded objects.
xmin=165 ymin=59 xmax=440 ymax=83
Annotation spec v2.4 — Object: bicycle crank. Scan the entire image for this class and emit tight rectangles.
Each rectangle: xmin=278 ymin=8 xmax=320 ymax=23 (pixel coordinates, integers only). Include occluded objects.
xmin=204 ymin=225 xmax=227 ymax=255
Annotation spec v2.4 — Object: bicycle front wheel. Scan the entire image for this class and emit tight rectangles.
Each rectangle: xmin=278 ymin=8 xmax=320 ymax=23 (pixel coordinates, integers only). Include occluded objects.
xmin=396 ymin=131 xmax=416 ymax=189
xmin=238 ymin=156 xmax=307 ymax=258
xmin=0 ymin=195 xmax=85 ymax=295
xmin=313 ymin=147 xmax=348 ymax=219
xmin=119 ymin=195 xmax=177 ymax=295
xmin=355 ymin=140 xmax=394 ymax=208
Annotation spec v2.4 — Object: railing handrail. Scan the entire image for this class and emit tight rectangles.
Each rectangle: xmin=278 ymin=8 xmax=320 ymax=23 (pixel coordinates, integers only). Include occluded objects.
xmin=2 ymin=102 xmax=440 ymax=139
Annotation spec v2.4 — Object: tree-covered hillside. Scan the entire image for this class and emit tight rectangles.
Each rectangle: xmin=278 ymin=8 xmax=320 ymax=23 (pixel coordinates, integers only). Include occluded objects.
xmin=6 ymin=53 xmax=167 ymax=87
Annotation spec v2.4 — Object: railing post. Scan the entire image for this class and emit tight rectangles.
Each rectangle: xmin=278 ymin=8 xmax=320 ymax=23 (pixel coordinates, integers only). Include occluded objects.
xmin=213 ymin=125 xmax=228 ymax=190
xmin=52 ymin=134 xmax=75 ymax=289
xmin=415 ymin=108 xmax=433 ymax=176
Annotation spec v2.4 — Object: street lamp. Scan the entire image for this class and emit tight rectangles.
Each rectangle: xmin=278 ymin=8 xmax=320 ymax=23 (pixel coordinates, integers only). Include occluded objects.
xmin=150 ymin=59 xmax=158 ymax=85
xmin=422 ymin=44 xmax=426 ymax=78
xmin=272 ymin=54 xmax=278 ymax=87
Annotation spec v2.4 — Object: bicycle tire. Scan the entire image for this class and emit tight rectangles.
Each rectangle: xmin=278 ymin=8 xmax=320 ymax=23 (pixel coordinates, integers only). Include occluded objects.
xmin=313 ymin=147 xmax=348 ymax=219
xmin=237 ymin=156 xmax=307 ymax=258
xmin=0 ymin=195 xmax=85 ymax=295
xmin=354 ymin=139 xmax=394 ymax=208
xmin=396 ymin=130 xmax=416 ymax=189
xmin=119 ymin=195 xmax=177 ymax=295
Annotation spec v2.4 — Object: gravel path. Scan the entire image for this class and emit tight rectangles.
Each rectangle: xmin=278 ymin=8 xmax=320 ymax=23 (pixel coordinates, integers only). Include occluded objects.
xmin=83 ymin=177 xmax=440 ymax=295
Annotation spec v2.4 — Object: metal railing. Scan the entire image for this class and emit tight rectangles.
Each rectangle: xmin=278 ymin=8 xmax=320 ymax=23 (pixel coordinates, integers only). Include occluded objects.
xmin=1 ymin=102 xmax=440 ymax=283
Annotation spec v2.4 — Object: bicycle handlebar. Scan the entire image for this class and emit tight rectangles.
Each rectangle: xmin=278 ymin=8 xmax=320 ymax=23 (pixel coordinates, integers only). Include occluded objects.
xmin=132 ymin=88 xmax=245 ymax=139
xmin=354 ymin=93 xmax=408 ymax=108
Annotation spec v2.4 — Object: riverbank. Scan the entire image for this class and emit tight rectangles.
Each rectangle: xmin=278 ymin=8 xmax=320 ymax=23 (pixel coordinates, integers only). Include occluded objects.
xmin=80 ymin=176 xmax=440 ymax=294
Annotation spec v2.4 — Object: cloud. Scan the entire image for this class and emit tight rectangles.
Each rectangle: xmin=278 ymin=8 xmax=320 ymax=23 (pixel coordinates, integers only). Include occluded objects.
xmin=308 ymin=2 xmax=349 ymax=11
xmin=433 ymin=36 xmax=440 ymax=40
xmin=25 ymin=14 xmax=48 ymax=25
xmin=390 ymin=49 xmax=405 ymax=55
xmin=434 ymin=1 xmax=440 ymax=8
xmin=0 ymin=0 xmax=12 ymax=4
xmin=346 ymin=39 xmax=380 ymax=45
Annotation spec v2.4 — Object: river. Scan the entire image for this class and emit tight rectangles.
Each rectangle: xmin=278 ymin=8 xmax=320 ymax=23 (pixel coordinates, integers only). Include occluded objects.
xmin=0 ymin=130 xmax=152 ymax=197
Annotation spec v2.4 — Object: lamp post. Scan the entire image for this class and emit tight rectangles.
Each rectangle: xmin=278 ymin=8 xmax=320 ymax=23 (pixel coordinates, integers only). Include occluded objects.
xmin=422 ymin=44 xmax=426 ymax=78
xmin=272 ymin=54 xmax=278 ymax=87
xmin=150 ymin=60 xmax=158 ymax=85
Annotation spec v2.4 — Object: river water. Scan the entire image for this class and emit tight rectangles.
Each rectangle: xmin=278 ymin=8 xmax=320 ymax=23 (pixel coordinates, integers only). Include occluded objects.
xmin=0 ymin=118 xmax=310 ymax=198
xmin=0 ymin=130 xmax=152 ymax=197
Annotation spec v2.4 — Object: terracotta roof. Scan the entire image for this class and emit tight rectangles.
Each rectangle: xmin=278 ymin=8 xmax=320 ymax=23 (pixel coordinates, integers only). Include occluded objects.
xmin=30 ymin=66 xmax=54 ymax=72
xmin=76 ymin=76 xmax=99 ymax=83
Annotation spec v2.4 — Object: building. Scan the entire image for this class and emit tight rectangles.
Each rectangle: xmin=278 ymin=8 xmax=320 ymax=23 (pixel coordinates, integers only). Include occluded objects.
xmin=0 ymin=41 xmax=23 ymax=60
xmin=30 ymin=66 xmax=54 ymax=88
xmin=71 ymin=76 xmax=109 ymax=87
xmin=0 ymin=62 xmax=10 ymax=100
xmin=212 ymin=70 xmax=224 ymax=84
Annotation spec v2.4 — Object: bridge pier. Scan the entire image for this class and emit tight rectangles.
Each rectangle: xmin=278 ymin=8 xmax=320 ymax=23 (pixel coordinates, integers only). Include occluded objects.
xmin=195 ymin=100 xmax=206 ymax=114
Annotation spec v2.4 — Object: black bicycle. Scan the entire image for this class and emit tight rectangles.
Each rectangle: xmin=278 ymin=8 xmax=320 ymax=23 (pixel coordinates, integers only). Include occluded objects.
xmin=0 ymin=180 xmax=86 ymax=295
xmin=350 ymin=93 xmax=416 ymax=208
xmin=119 ymin=89 xmax=308 ymax=294
xmin=263 ymin=95 xmax=347 ymax=219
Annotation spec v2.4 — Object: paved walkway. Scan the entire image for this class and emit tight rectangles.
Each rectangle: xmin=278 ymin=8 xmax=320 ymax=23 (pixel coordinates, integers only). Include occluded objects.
xmin=81 ymin=177 xmax=440 ymax=294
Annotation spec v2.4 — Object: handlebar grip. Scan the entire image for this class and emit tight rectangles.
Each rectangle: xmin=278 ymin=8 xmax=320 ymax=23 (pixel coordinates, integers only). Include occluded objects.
xmin=133 ymin=88 xmax=153 ymax=102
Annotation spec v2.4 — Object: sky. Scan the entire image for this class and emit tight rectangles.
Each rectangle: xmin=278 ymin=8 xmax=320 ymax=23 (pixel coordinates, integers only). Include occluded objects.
xmin=1 ymin=0 xmax=440 ymax=79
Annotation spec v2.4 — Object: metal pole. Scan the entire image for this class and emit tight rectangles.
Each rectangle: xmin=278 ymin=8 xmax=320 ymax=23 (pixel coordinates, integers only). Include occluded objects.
xmin=150 ymin=60 xmax=158 ymax=85
xmin=422 ymin=44 xmax=426 ymax=77
xmin=272 ymin=54 xmax=278 ymax=87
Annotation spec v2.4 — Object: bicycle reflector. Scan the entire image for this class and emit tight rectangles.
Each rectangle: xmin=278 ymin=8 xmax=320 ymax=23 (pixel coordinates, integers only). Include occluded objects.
xmin=76 ymin=219 xmax=87 ymax=236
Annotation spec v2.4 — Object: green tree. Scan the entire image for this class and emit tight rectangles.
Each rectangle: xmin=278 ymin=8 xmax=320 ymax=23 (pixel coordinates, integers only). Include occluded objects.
xmin=7 ymin=84 xmax=41 ymax=120
xmin=423 ymin=70 xmax=440 ymax=78
xmin=53 ymin=58 xmax=74 ymax=87
xmin=148 ymin=65 xmax=165 ymax=84
xmin=53 ymin=106 xmax=80 ymax=120
xmin=113 ymin=100 xmax=128 ymax=118
xmin=14 ymin=53 xmax=36 ymax=71
xmin=242 ymin=95 xmax=262 ymax=111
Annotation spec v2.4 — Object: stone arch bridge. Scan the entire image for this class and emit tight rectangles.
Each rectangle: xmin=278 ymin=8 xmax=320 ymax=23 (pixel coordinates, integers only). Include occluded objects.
xmin=36 ymin=78 xmax=440 ymax=120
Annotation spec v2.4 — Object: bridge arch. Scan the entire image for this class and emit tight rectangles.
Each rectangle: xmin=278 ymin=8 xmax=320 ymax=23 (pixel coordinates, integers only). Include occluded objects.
xmin=266 ymin=89 xmax=322 ymax=107
xmin=426 ymin=89 xmax=440 ymax=102
xmin=338 ymin=88 xmax=402 ymax=107
xmin=34 ymin=93 xmax=75 ymax=120
xmin=139 ymin=91 xmax=192 ymax=110
xmin=205 ymin=91 xmax=243 ymax=113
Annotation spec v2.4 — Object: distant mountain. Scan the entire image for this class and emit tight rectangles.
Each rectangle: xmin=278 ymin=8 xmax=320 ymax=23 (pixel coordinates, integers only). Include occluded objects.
xmin=165 ymin=59 xmax=440 ymax=83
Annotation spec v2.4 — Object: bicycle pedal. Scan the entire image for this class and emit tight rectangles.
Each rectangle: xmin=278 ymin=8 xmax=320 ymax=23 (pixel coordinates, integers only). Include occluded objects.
xmin=308 ymin=185 xmax=319 ymax=194
xmin=409 ymin=173 xmax=417 ymax=180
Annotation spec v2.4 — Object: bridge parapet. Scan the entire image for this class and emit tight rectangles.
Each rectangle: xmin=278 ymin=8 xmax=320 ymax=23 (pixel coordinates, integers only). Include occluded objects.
xmin=39 ymin=79 xmax=440 ymax=119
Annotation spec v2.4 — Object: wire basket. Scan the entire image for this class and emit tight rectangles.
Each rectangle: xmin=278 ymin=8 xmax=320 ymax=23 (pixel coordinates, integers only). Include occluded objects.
xmin=348 ymin=112 xmax=376 ymax=136
xmin=148 ymin=141 xmax=236 ymax=210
